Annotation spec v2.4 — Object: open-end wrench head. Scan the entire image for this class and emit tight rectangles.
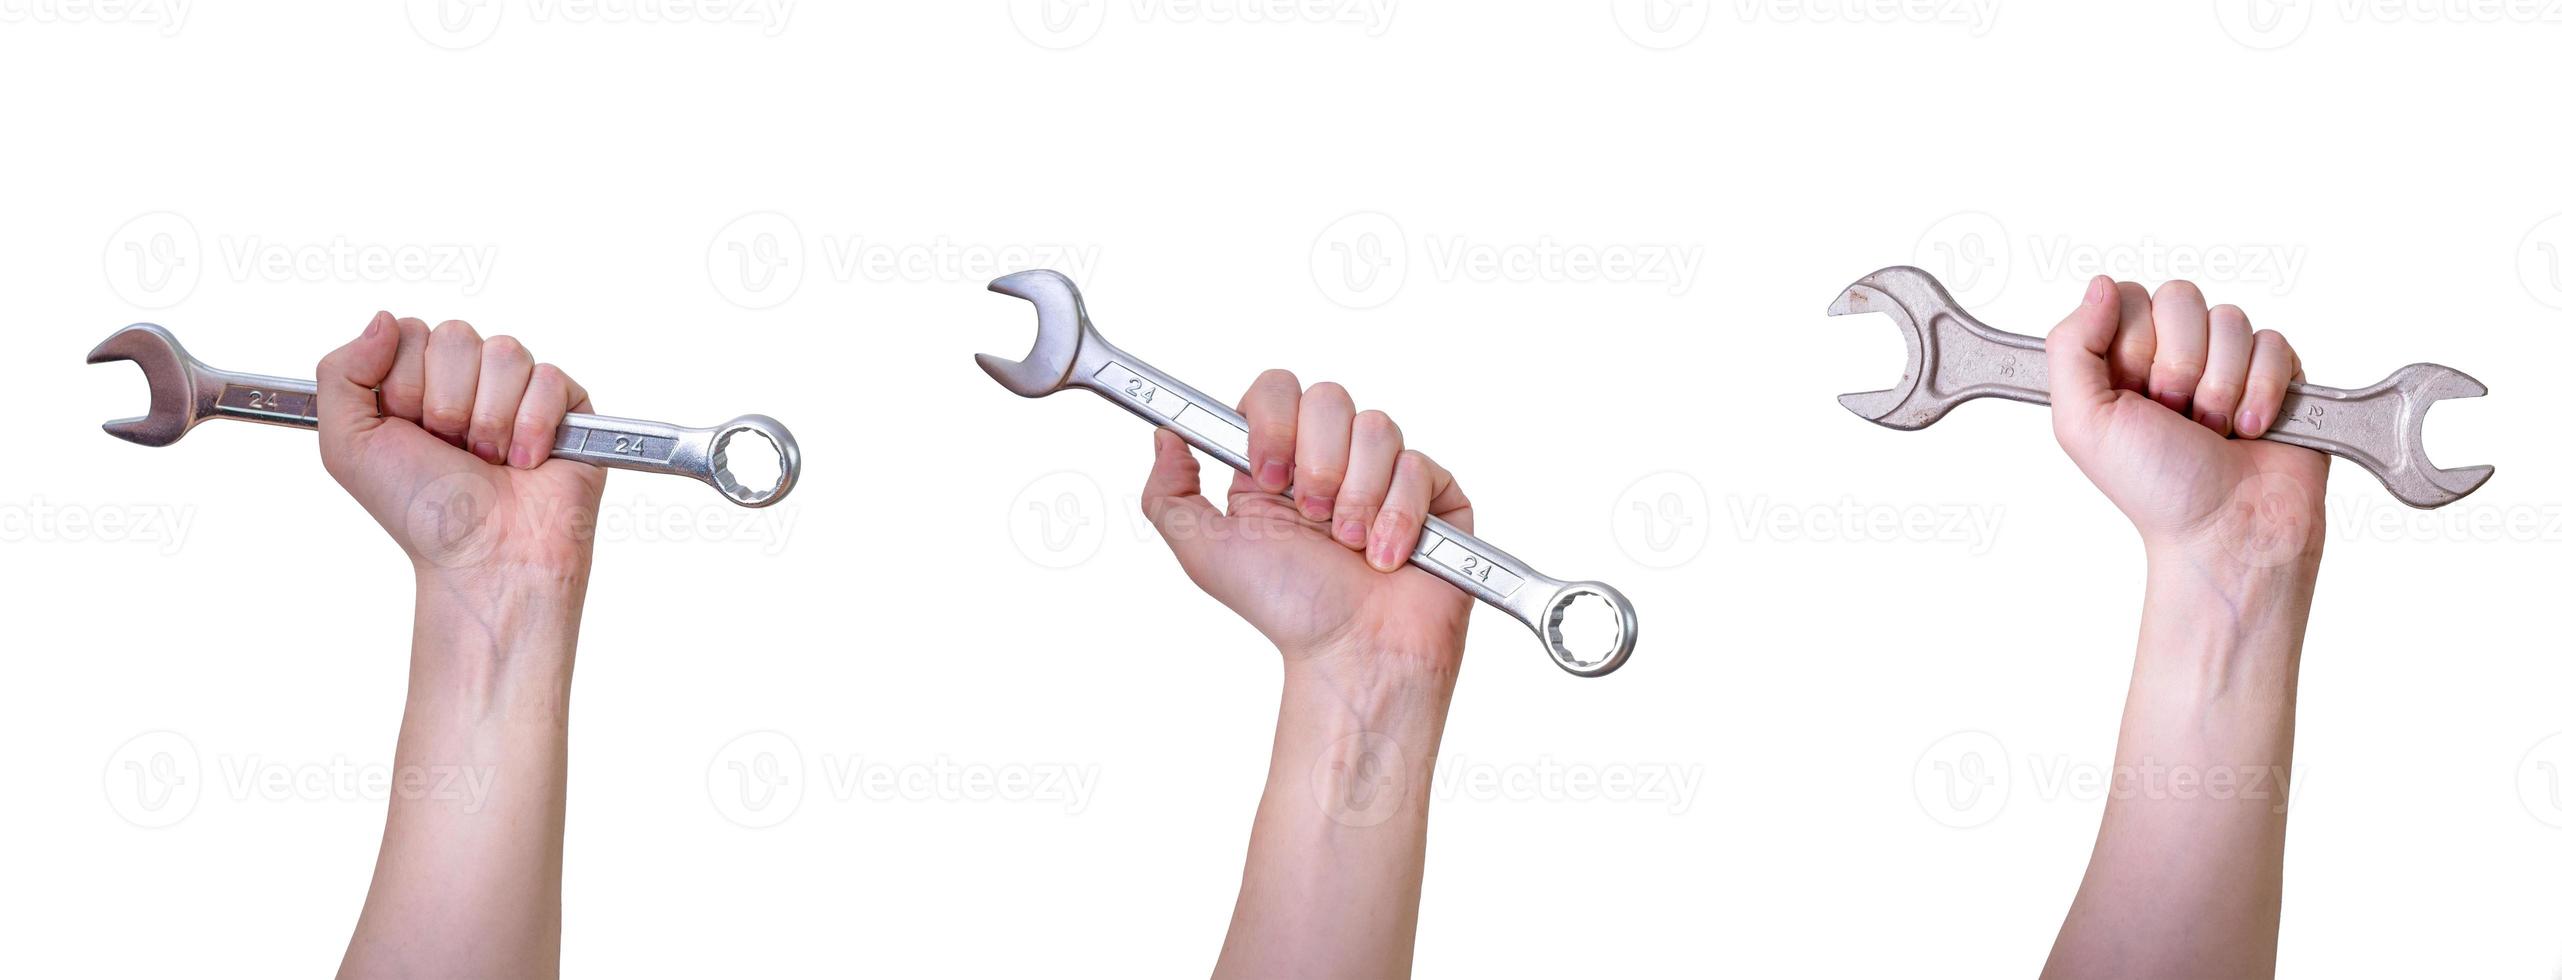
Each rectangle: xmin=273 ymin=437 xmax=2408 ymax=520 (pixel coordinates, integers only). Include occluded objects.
xmin=2376 ymin=362 xmax=2494 ymax=508
xmin=86 ymin=323 xmax=203 ymax=447
xmin=1826 ymin=266 xmax=1948 ymax=430
xmin=979 ymin=269 xmax=1093 ymax=398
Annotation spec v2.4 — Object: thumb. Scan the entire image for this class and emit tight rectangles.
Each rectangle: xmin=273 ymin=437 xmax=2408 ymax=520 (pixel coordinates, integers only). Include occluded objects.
xmin=1140 ymin=427 xmax=1224 ymax=570
xmin=2044 ymin=276 xmax=2120 ymax=425
xmin=316 ymin=312 xmax=398 ymax=454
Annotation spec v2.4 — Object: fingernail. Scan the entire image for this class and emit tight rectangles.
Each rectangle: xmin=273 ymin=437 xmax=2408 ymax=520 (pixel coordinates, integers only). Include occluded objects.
xmin=1379 ymin=532 xmax=1411 ymax=570
xmin=1366 ymin=527 xmax=1394 ymax=570
xmin=2237 ymin=410 xmax=2265 ymax=437
xmin=1339 ymin=520 xmax=1366 ymax=549
xmin=2201 ymin=411 xmax=2230 ymax=434
xmin=1256 ymin=459 xmax=1289 ymax=492
xmin=1302 ymin=494 xmax=1333 ymax=521
xmin=509 ymin=443 xmax=535 ymax=468
xmin=2161 ymin=391 xmax=2191 ymax=415
xmin=2083 ymin=276 xmax=2112 ymax=306
xmin=362 ymin=311 xmax=389 ymax=339
xmin=473 ymin=440 xmax=499 ymax=464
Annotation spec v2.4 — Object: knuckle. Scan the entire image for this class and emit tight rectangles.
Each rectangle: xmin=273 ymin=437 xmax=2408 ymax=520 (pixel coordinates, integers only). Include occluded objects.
xmin=1255 ymin=368 xmax=1300 ymax=391
xmin=430 ymin=319 xmax=480 ymax=341
xmin=1353 ymin=409 xmax=1396 ymax=436
xmin=1299 ymin=462 xmax=1346 ymax=487
xmin=481 ymin=334 xmax=529 ymax=362
xmin=1305 ymin=381 xmax=1349 ymax=403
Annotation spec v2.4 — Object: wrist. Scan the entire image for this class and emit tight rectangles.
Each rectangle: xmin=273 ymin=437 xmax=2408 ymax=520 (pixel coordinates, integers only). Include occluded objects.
xmin=408 ymin=577 xmax=585 ymax=724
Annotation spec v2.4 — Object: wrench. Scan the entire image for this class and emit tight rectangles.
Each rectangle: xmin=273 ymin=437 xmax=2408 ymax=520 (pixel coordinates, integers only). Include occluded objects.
xmin=88 ymin=323 xmax=801 ymax=508
xmin=1828 ymin=266 xmax=2493 ymax=510
xmin=978 ymin=270 xmax=1636 ymax=678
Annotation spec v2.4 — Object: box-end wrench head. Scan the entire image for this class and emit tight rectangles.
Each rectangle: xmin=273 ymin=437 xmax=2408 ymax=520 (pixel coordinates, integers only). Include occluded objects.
xmin=88 ymin=322 xmax=801 ymax=508
xmin=1826 ymin=266 xmax=2493 ymax=509
xmin=979 ymin=269 xmax=1637 ymax=678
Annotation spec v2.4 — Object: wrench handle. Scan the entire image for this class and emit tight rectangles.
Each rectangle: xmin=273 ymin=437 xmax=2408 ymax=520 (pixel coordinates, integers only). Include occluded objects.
xmin=192 ymin=368 xmax=799 ymax=508
xmin=1074 ymin=341 xmax=1635 ymax=677
xmin=1950 ymin=324 xmax=2372 ymax=450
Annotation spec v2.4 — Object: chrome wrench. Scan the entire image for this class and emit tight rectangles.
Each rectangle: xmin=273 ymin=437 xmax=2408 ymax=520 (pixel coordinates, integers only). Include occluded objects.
xmin=1828 ymin=266 xmax=2493 ymax=509
xmin=978 ymin=270 xmax=1636 ymax=678
xmin=88 ymin=323 xmax=801 ymax=507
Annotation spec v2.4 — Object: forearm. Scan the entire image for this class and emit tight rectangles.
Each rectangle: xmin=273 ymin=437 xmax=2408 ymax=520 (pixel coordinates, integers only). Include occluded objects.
xmin=2045 ymin=543 xmax=2320 ymax=980
xmin=340 ymin=575 xmax=585 ymax=979
xmin=1213 ymin=653 xmax=1456 ymax=980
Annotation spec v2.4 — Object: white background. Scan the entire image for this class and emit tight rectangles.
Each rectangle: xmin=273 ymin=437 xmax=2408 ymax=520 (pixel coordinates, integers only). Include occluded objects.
xmin=4 ymin=2 xmax=2557 ymax=976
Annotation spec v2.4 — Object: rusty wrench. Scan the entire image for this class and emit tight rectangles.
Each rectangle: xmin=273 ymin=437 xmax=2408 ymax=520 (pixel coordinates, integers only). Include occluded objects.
xmin=88 ymin=323 xmax=800 ymax=507
xmin=1828 ymin=266 xmax=2493 ymax=509
xmin=977 ymin=270 xmax=1636 ymax=677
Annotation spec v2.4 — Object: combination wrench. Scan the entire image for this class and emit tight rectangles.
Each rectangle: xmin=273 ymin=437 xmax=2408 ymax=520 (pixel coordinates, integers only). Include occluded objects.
xmin=88 ymin=323 xmax=801 ymax=507
xmin=977 ymin=270 xmax=1635 ymax=678
xmin=1828 ymin=266 xmax=2493 ymax=509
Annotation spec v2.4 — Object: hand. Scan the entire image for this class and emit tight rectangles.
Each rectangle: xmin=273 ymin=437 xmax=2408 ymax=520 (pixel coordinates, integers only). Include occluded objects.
xmin=317 ymin=312 xmax=607 ymax=592
xmin=2045 ymin=277 xmax=2329 ymax=565
xmin=1139 ymin=371 xmax=1473 ymax=678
